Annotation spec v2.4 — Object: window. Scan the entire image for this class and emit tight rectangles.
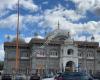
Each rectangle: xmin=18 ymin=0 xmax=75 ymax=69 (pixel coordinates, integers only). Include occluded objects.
xmin=7 ymin=51 xmax=16 ymax=59
xmin=62 ymin=49 xmax=63 ymax=53
xmin=20 ymin=50 xmax=28 ymax=57
xmin=56 ymin=52 xmax=58 ymax=56
xmin=67 ymin=49 xmax=74 ymax=55
xmin=35 ymin=49 xmax=45 ymax=57
xmin=50 ymin=50 xmax=58 ymax=56
xmin=98 ymin=61 xmax=100 ymax=64
xmin=87 ymin=52 xmax=93 ymax=57
xmin=78 ymin=53 xmax=82 ymax=57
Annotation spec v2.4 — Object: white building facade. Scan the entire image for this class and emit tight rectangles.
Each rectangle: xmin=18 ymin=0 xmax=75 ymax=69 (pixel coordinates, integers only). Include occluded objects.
xmin=4 ymin=29 xmax=100 ymax=76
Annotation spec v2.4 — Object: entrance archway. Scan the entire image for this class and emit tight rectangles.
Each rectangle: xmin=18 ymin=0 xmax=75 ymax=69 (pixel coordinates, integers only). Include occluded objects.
xmin=65 ymin=61 xmax=75 ymax=72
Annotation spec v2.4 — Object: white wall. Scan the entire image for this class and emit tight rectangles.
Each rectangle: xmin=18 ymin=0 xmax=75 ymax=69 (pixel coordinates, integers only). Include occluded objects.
xmin=60 ymin=44 xmax=78 ymax=72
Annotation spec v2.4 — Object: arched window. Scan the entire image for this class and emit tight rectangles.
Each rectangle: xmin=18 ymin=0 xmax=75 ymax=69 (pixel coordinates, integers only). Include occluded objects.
xmin=67 ymin=49 xmax=74 ymax=55
xmin=66 ymin=61 xmax=74 ymax=67
xmin=65 ymin=61 xmax=75 ymax=72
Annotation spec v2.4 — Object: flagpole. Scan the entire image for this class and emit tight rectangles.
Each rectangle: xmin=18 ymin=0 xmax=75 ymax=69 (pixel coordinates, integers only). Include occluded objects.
xmin=15 ymin=0 xmax=20 ymax=73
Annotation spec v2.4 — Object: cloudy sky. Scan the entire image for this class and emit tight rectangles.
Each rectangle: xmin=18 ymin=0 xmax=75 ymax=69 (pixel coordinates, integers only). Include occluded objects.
xmin=0 ymin=0 xmax=100 ymax=61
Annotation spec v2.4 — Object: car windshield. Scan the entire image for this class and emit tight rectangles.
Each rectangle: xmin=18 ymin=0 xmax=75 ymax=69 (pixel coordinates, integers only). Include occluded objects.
xmin=61 ymin=72 xmax=87 ymax=80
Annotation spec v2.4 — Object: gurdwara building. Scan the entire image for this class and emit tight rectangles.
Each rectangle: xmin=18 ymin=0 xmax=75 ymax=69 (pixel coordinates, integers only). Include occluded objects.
xmin=4 ymin=29 xmax=100 ymax=76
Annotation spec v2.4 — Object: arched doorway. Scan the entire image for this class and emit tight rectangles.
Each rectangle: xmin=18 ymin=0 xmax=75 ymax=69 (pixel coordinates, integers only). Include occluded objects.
xmin=65 ymin=61 xmax=75 ymax=72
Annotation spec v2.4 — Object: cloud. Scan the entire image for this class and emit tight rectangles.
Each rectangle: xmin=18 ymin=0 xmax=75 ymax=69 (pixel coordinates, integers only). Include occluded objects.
xmin=42 ymin=1 xmax=48 ymax=5
xmin=24 ymin=37 xmax=32 ymax=43
xmin=0 ymin=14 xmax=24 ymax=29
xmin=0 ymin=50 xmax=4 ymax=61
xmin=23 ymin=15 xmax=43 ymax=24
xmin=39 ymin=5 xmax=99 ymax=35
xmin=36 ymin=5 xmax=100 ymax=42
xmin=0 ymin=1 xmax=100 ymax=43
xmin=0 ymin=14 xmax=43 ymax=30
xmin=71 ymin=0 xmax=95 ymax=13
xmin=0 ymin=44 xmax=4 ymax=61
xmin=41 ymin=15 xmax=100 ymax=35
xmin=0 ymin=3 xmax=99 ymax=41
xmin=93 ymin=6 xmax=100 ymax=16
xmin=19 ymin=0 xmax=38 ymax=12
xmin=92 ymin=0 xmax=100 ymax=16
xmin=94 ymin=34 xmax=100 ymax=42
xmin=43 ymin=5 xmax=85 ymax=22
xmin=0 ymin=0 xmax=39 ymax=17
xmin=74 ymin=35 xmax=86 ymax=41
xmin=0 ymin=0 xmax=46 ymax=41
xmin=70 ymin=0 xmax=100 ymax=15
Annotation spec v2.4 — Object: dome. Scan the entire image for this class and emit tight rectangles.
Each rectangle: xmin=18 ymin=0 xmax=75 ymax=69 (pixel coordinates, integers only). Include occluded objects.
xmin=34 ymin=32 xmax=44 ymax=39
xmin=34 ymin=35 xmax=44 ymax=39
xmin=12 ymin=37 xmax=26 ymax=43
xmin=46 ymin=29 xmax=71 ymax=40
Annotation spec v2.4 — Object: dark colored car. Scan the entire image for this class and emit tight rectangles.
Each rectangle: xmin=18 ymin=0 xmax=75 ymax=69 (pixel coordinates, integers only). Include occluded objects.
xmin=54 ymin=72 xmax=93 ymax=80
xmin=30 ymin=74 xmax=40 ymax=80
xmin=43 ymin=73 xmax=54 ymax=78
xmin=92 ymin=72 xmax=100 ymax=80
xmin=1 ymin=74 xmax=12 ymax=80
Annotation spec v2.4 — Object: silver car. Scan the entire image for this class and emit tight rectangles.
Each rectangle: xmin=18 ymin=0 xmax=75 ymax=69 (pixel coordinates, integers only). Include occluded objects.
xmin=14 ymin=74 xmax=26 ymax=80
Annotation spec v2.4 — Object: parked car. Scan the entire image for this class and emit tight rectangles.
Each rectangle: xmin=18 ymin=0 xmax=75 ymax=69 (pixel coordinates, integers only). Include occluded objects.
xmin=43 ymin=73 xmax=54 ymax=78
xmin=30 ymin=74 xmax=40 ymax=80
xmin=54 ymin=72 xmax=93 ymax=80
xmin=54 ymin=72 xmax=62 ymax=80
xmin=1 ymin=74 xmax=12 ymax=80
xmin=92 ymin=72 xmax=100 ymax=80
xmin=15 ymin=74 xmax=26 ymax=80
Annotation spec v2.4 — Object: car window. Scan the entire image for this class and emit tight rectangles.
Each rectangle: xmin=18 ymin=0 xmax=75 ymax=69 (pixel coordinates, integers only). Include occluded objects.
xmin=61 ymin=72 xmax=87 ymax=79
